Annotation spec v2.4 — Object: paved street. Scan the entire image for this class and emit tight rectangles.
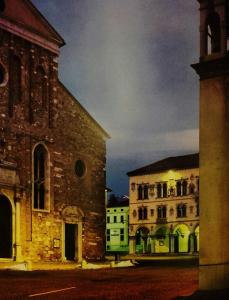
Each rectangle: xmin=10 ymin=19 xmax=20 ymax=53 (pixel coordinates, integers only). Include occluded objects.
xmin=0 ymin=262 xmax=198 ymax=300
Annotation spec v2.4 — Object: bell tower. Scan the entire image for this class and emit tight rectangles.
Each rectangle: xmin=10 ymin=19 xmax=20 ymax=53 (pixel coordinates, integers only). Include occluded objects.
xmin=192 ymin=0 xmax=229 ymax=290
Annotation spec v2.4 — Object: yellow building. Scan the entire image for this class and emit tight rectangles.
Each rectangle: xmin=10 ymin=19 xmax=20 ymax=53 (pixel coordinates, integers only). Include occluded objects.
xmin=127 ymin=153 xmax=199 ymax=255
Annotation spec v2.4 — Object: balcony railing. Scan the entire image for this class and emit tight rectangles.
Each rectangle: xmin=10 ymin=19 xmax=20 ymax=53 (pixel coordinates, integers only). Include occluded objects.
xmin=156 ymin=217 xmax=167 ymax=224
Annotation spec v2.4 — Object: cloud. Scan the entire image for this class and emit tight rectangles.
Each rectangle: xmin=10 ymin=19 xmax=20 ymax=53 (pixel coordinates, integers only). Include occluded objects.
xmin=108 ymin=128 xmax=199 ymax=158
xmin=32 ymin=0 xmax=199 ymax=194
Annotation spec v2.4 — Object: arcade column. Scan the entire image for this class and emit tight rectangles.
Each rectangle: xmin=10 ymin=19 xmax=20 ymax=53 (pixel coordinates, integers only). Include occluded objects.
xmin=192 ymin=0 xmax=229 ymax=290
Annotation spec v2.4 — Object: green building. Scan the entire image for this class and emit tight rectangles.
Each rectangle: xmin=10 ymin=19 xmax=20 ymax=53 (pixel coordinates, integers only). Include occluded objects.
xmin=106 ymin=198 xmax=129 ymax=253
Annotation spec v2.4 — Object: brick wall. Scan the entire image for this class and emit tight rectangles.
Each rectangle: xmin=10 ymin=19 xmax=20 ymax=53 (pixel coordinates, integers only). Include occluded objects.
xmin=0 ymin=27 xmax=107 ymax=262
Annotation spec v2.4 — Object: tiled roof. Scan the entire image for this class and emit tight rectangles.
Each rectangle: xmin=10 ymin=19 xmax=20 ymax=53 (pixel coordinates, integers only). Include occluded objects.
xmin=107 ymin=199 xmax=129 ymax=208
xmin=127 ymin=153 xmax=199 ymax=177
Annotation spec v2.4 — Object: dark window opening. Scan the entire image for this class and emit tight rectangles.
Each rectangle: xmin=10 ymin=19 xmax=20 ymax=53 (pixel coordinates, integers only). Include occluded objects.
xmin=107 ymin=216 xmax=110 ymax=223
xmin=162 ymin=182 xmax=167 ymax=198
xmin=157 ymin=206 xmax=166 ymax=219
xmin=177 ymin=204 xmax=187 ymax=218
xmin=75 ymin=160 xmax=86 ymax=177
xmin=182 ymin=181 xmax=188 ymax=196
xmin=106 ymin=229 xmax=110 ymax=241
xmin=143 ymin=185 xmax=148 ymax=199
xmin=138 ymin=208 xmax=143 ymax=220
xmin=114 ymin=216 xmax=117 ymax=223
xmin=206 ymin=12 xmax=221 ymax=54
xmin=121 ymin=215 xmax=124 ymax=223
xmin=157 ymin=183 xmax=162 ymax=198
xmin=143 ymin=207 xmax=147 ymax=220
xmin=34 ymin=144 xmax=47 ymax=210
xmin=176 ymin=181 xmax=182 ymax=196
xmin=120 ymin=228 xmax=124 ymax=241
xmin=138 ymin=185 xmax=143 ymax=200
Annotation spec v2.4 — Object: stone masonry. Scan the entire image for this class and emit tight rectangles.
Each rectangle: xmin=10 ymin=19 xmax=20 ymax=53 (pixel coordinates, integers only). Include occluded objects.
xmin=0 ymin=0 xmax=109 ymax=263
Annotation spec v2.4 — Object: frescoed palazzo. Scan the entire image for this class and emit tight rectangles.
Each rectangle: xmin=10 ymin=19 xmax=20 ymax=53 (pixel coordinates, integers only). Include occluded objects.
xmin=133 ymin=224 xmax=199 ymax=254
xmin=127 ymin=154 xmax=199 ymax=255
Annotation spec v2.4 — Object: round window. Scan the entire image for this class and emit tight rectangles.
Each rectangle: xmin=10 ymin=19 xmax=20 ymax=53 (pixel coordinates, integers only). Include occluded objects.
xmin=75 ymin=160 xmax=86 ymax=177
xmin=0 ymin=63 xmax=7 ymax=87
xmin=0 ymin=64 xmax=5 ymax=85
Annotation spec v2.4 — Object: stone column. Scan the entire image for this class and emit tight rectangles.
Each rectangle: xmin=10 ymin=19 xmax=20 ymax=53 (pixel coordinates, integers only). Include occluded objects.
xmin=198 ymin=75 xmax=229 ymax=289
xmin=170 ymin=234 xmax=175 ymax=253
xmin=192 ymin=0 xmax=229 ymax=290
xmin=15 ymin=197 xmax=23 ymax=262
xmin=77 ymin=222 xmax=83 ymax=263
xmin=142 ymin=237 xmax=146 ymax=254
xmin=129 ymin=236 xmax=135 ymax=254
xmin=189 ymin=233 xmax=195 ymax=254
xmin=150 ymin=235 xmax=155 ymax=254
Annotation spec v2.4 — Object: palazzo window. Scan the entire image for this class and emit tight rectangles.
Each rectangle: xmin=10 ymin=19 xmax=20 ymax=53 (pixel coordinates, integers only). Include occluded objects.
xmin=182 ymin=181 xmax=187 ymax=196
xmin=33 ymin=144 xmax=49 ymax=210
xmin=143 ymin=185 xmax=149 ymax=199
xmin=176 ymin=181 xmax=181 ymax=196
xmin=138 ymin=185 xmax=143 ymax=200
xmin=138 ymin=207 xmax=142 ymax=220
xmin=157 ymin=206 xmax=167 ymax=219
xmin=157 ymin=182 xmax=167 ymax=198
xmin=162 ymin=183 xmax=167 ymax=198
xmin=176 ymin=180 xmax=188 ymax=196
xmin=138 ymin=184 xmax=149 ymax=200
xmin=143 ymin=207 xmax=147 ymax=219
xmin=138 ymin=207 xmax=147 ymax=220
xmin=177 ymin=204 xmax=187 ymax=218
xmin=157 ymin=183 xmax=162 ymax=198
xmin=107 ymin=216 xmax=110 ymax=223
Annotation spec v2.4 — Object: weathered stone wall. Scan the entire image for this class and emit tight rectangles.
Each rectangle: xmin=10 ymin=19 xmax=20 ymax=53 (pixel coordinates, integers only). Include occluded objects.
xmin=0 ymin=27 xmax=107 ymax=262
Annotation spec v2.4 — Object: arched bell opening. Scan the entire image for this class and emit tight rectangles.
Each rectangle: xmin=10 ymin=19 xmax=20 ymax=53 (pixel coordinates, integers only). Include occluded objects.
xmin=205 ymin=12 xmax=221 ymax=55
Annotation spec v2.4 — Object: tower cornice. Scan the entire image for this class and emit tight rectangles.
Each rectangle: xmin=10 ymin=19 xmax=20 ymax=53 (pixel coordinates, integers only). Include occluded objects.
xmin=192 ymin=55 xmax=229 ymax=79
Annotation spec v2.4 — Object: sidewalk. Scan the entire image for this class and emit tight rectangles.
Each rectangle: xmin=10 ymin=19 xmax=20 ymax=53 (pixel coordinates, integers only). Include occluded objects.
xmin=106 ymin=253 xmax=199 ymax=262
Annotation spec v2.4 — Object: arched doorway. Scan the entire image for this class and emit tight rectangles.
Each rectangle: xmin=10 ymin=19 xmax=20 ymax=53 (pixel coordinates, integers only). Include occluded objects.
xmin=155 ymin=226 xmax=170 ymax=253
xmin=173 ymin=224 xmax=190 ymax=253
xmin=62 ymin=205 xmax=84 ymax=262
xmin=135 ymin=227 xmax=149 ymax=254
xmin=0 ymin=195 xmax=12 ymax=258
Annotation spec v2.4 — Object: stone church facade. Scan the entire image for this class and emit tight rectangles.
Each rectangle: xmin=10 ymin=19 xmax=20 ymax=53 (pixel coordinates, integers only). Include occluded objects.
xmin=0 ymin=0 xmax=109 ymax=264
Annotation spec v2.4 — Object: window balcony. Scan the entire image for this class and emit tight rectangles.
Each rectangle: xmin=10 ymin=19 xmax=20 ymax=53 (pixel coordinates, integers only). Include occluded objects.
xmin=156 ymin=217 xmax=167 ymax=224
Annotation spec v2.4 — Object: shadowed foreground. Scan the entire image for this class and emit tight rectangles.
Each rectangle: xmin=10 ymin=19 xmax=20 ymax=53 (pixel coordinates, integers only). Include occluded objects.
xmin=0 ymin=263 xmax=198 ymax=300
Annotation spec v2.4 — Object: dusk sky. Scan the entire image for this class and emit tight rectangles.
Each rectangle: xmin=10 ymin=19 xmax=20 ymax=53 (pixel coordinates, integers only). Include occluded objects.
xmin=32 ymin=0 xmax=199 ymax=196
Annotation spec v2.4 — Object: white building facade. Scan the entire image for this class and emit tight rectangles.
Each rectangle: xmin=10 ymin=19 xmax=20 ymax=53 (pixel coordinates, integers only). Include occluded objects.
xmin=106 ymin=199 xmax=129 ymax=253
xmin=127 ymin=154 xmax=199 ymax=255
